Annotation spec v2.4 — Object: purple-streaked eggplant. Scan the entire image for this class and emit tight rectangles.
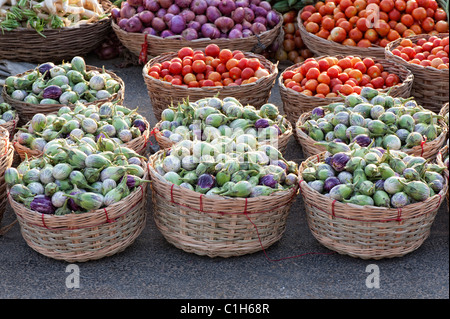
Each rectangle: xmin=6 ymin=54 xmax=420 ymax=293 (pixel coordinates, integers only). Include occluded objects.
xmin=65 ymin=192 xmax=104 ymax=211
xmin=125 ymin=175 xmax=151 ymax=188
xmin=330 ymin=152 xmax=350 ymax=172
xmin=195 ymin=173 xmax=216 ymax=194
xmin=30 ymin=195 xmax=56 ymax=214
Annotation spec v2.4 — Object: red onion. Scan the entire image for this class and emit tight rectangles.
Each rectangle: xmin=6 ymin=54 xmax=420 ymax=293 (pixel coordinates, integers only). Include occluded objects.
xmin=167 ymin=4 xmax=181 ymax=14
xmin=206 ymin=6 xmax=221 ymax=22
xmin=127 ymin=15 xmax=143 ymax=32
xmin=151 ymin=17 xmax=166 ymax=31
xmin=214 ymin=16 xmax=234 ymax=33
xmin=180 ymin=8 xmax=195 ymax=22
xmin=187 ymin=20 xmax=201 ymax=31
xmin=254 ymin=16 xmax=266 ymax=25
xmin=161 ymin=29 xmax=175 ymax=37
xmin=251 ymin=22 xmax=266 ymax=34
xmin=250 ymin=0 xmax=261 ymax=5
xmin=137 ymin=5 xmax=145 ymax=13
xmin=242 ymin=19 xmax=252 ymax=29
xmin=138 ymin=10 xmax=155 ymax=25
xmin=235 ymin=0 xmax=249 ymax=7
xmin=218 ymin=0 xmax=236 ymax=15
xmin=159 ymin=0 xmax=174 ymax=8
xmin=164 ymin=13 xmax=175 ymax=23
xmin=143 ymin=27 xmax=158 ymax=35
xmin=190 ymin=0 xmax=207 ymax=14
xmin=144 ymin=0 xmax=160 ymax=11
xmin=201 ymin=23 xmax=220 ymax=38
xmin=206 ymin=0 xmax=220 ymax=5
xmin=231 ymin=7 xmax=245 ymax=23
xmin=254 ymin=6 xmax=267 ymax=17
xmin=182 ymin=27 xmax=198 ymax=40
xmin=229 ymin=28 xmax=243 ymax=38
xmin=120 ymin=3 xmax=136 ymax=18
xmin=195 ymin=14 xmax=208 ymax=24
xmin=156 ymin=8 xmax=167 ymax=17
xmin=243 ymin=7 xmax=254 ymax=22
xmin=259 ymin=1 xmax=271 ymax=11
xmin=175 ymin=0 xmax=192 ymax=8
xmin=111 ymin=7 xmax=121 ymax=20
xmin=233 ymin=24 xmax=243 ymax=31
xmin=170 ymin=15 xmax=186 ymax=34
xmin=266 ymin=10 xmax=280 ymax=27
xmin=118 ymin=18 xmax=129 ymax=30
xmin=242 ymin=29 xmax=253 ymax=37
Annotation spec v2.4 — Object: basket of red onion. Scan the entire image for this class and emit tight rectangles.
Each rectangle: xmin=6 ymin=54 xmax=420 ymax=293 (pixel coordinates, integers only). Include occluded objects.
xmin=111 ymin=0 xmax=284 ymax=60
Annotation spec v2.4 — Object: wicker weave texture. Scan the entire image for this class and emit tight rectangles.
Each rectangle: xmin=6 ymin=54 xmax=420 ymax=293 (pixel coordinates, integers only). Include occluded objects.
xmin=8 ymin=162 xmax=149 ymax=262
xmin=280 ymin=56 xmax=414 ymax=126
xmin=0 ymin=127 xmax=14 ymax=230
xmin=0 ymin=113 xmax=19 ymax=141
xmin=299 ymin=152 xmax=448 ymax=259
xmin=143 ymin=52 xmax=278 ymax=121
xmin=436 ymin=144 xmax=449 ymax=207
xmin=148 ymin=151 xmax=299 ymax=258
xmin=111 ymin=11 xmax=283 ymax=59
xmin=0 ymin=1 xmax=113 ymax=63
xmin=385 ymin=33 xmax=449 ymax=114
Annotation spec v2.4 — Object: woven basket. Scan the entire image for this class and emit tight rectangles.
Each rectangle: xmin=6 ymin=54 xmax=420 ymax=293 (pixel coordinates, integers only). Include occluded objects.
xmin=148 ymin=150 xmax=299 ymax=258
xmin=385 ymin=33 xmax=449 ymax=114
xmin=0 ymin=127 xmax=14 ymax=233
xmin=0 ymin=1 xmax=113 ymax=63
xmin=143 ymin=51 xmax=278 ymax=121
xmin=111 ymin=11 xmax=283 ymax=60
xmin=7 ymin=161 xmax=149 ymax=262
xmin=280 ymin=56 xmax=414 ymax=125
xmin=2 ymin=65 xmax=125 ymax=125
xmin=295 ymin=109 xmax=448 ymax=159
xmin=299 ymin=152 xmax=448 ymax=260
xmin=0 ymin=112 xmax=19 ymax=141
xmin=297 ymin=10 xmax=386 ymax=59
xmin=436 ymin=145 xmax=449 ymax=207
xmin=12 ymin=116 xmax=151 ymax=161
xmin=152 ymin=117 xmax=293 ymax=154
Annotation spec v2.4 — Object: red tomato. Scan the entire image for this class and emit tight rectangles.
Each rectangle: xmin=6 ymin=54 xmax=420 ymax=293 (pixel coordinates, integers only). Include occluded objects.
xmin=183 ymin=73 xmax=196 ymax=84
xmin=178 ymin=47 xmax=194 ymax=59
xmin=247 ymin=58 xmax=261 ymax=71
xmin=241 ymin=67 xmax=255 ymax=80
xmin=216 ymin=63 xmax=227 ymax=74
xmin=205 ymin=44 xmax=220 ymax=57
xmin=229 ymin=67 xmax=242 ymax=80
xmin=193 ymin=53 xmax=206 ymax=61
xmin=148 ymin=71 xmax=159 ymax=79
xmin=219 ymin=49 xmax=233 ymax=63
xmin=237 ymin=58 xmax=248 ymax=69
xmin=208 ymin=72 xmax=222 ymax=82
xmin=192 ymin=60 xmax=207 ymax=74
xmin=202 ymin=79 xmax=215 ymax=87
xmin=168 ymin=62 xmax=182 ymax=75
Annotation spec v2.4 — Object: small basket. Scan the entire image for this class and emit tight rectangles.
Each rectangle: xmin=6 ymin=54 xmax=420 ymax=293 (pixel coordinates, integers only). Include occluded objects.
xmin=7 ymin=161 xmax=149 ymax=262
xmin=385 ymin=33 xmax=449 ymax=113
xmin=295 ymin=109 xmax=448 ymax=160
xmin=143 ymin=51 xmax=278 ymax=121
xmin=0 ymin=127 xmax=14 ymax=232
xmin=2 ymin=65 xmax=125 ymax=125
xmin=12 ymin=116 xmax=151 ymax=161
xmin=0 ymin=1 xmax=113 ymax=63
xmin=0 ymin=112 xmax=19 ymax=141
xmin=111 ymin=11 xmax=283 ymax=60
xmin=152 ymin=117 xmax=293 ymax=154
xmin=280 ymin=55 xmax=414 ymax=125
xmin=436 ymin=145 xmax=449 ymax=207
xmin=297 ymin=10 xmax=386 ymax=59
xmin=148 ymin=150 xmax=299 ymax=258
xmin=298 ymin=152 xmax=448 ymax=260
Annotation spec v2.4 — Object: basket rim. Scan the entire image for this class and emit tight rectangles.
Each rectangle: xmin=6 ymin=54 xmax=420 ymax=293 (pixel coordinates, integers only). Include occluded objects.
xmin=2 ymin=64 xmax=125 ymax=110
xmin=148 ymin=149 xmax=299 ymax=211
xmin=142 ymin=51 xmax=279 ymax=92
xmin=299 ymin=151 xmax=449 ymax=221
xmin=111 ymin=10 xmax=284 ymax=46
xmin=295 ymin=106 xmax=449 ymax=157
xmin=385 ymin=33 xmax=450 ymax=75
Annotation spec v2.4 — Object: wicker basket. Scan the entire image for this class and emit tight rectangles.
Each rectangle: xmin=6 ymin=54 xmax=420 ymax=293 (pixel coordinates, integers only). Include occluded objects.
xmin=280 ymin=56 xmax=414 ymax=125
xmin=0 ymin=127 xmax=14 ymax=233
xmin=7 ymin=161 xmax=149 ymax=262
xmin=0 ymin=112 xmax=19 ymax=141
xmin=2 ymin=65 xmax=125 ymax=125
xmin=0 ymin=1 xmax=113 ymax=63
xmin=143 ymin=51 xmax=279 ymax=121
xmin=12 ymin=116 xmax=151 ymax=161
xmin=295 ymin=109 xmax=448 ymax=159
xmin=299 ymin=152 xmax=448 ymax=260
xmin=111 ymin=11 xmax=283 ymax=60
xmin=152 ymin=117 xmax=293 ymax=154
xmin=437 ymin=145 xmax=449 ymax=207
xmin=148 ymin=150 xmax=299 ymax=258
xmin=297 ymin=10 xmax=386 ymax=59
xmin=385 ymin=33 xmax=449 ymax=114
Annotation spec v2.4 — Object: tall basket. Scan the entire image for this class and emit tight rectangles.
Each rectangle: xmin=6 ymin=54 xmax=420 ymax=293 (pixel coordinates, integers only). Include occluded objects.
xmin=0 ymin=127 xmax=15 ymax=234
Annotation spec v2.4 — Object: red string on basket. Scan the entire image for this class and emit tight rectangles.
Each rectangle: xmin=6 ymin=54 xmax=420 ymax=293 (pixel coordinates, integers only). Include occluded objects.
xmin=139 ymin=34 xmax=148 ymax=65
xmin=396 ymin=208 xmax=402 ymax=222
xmin=420 ymin=136 xmax=427 ymax=157
xmin=104 ymin=208 xmax=114 ymax=223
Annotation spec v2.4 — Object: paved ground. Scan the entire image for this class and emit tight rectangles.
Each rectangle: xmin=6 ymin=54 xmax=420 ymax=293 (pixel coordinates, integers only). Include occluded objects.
xmin=0 ymin=54 xmax=448 ymax=301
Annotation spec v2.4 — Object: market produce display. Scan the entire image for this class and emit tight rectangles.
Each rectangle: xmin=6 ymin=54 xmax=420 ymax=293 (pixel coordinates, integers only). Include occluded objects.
xmin=298 ymin=90 xmax=446 ymax=154
xmin=282 ymin=55 xmax=404 ymax=97
xmin=0 ymin=0 xmax=108 ymax=34
xmin=112 ymin=0 xmax=281 ymax=40
xmin=146 ymin=44 xmax=271 ymax=87
xmin=390 ymin=34 xmax=449 ymax=69
xmin=299 ymin=0 xmax=449 ymax=48
xmin=0 ymin=102 xmax=16 ymax=125
xmin=3 ymin=56 xmax=123 ymax=105
xmin=301 ymin=142 xmax=447 ymax=208
xmin=152 ymin=136 xmax=299 ymax=198
xmin=13 ymin=101 xmax=148 ymax=154
xmin=5 ymin=132 xmax=148 ymax=215
xmin=155 ymin=96 xmax=291 ymax=149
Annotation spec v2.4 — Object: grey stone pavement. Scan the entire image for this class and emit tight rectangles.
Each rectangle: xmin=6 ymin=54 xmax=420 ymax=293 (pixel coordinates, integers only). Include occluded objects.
xmin=0 ymin=54 xmax=448 ymax=301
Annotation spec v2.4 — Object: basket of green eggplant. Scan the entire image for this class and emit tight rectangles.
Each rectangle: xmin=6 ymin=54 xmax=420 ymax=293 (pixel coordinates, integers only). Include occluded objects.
xmin=4 ymin=135 xmax=150 ymax=262
xmin=12 ymin=101 xmax=150 ymax=161
xmin=148 ymin=137 xmax=299 ymax=258
xmin=298 ymin=142 xmax=448 ymax=260
xmin=153 ymin=97 xmax=292 ymax=154
xmin=0 ymin=102 xmax=19 ymax=141
xmin=295 ymin=88 xmax=448 ymax=160
xmin=2 ymin=56 xmax=124 ymax=124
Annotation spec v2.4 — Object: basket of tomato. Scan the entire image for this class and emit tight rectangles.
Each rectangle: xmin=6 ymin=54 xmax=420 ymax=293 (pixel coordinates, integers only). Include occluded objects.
xmin=297 ymin=0 xmax=449 ymax=59
xmin=279 ymin=54 xmax=414 ymax=125
xmin=142 ymin=44 xmax=278 ymax=121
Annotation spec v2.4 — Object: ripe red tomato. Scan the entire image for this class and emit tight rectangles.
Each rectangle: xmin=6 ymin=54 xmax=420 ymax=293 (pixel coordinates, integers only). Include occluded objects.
xmin=205 ymin=44 xmax=220 ymax=57
xmin=192 ymin=60 xmax=207 ymax=74
xmin=247 ymin=58 xmax=261 ymax=71
xmin=168 ymin=62 xmax=182 ymax=75
xmin=241 ymin=67 xmax=255 ymax=80
xmin=229 ymin=67 xmax=242 ymax=80
xmin=219 ymin=49 xmax=233 ymax=63
xmin=183 ymin=73 xmax=196 ymax=84
xmin=178 ymin=47 xmax=194 ymax=59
